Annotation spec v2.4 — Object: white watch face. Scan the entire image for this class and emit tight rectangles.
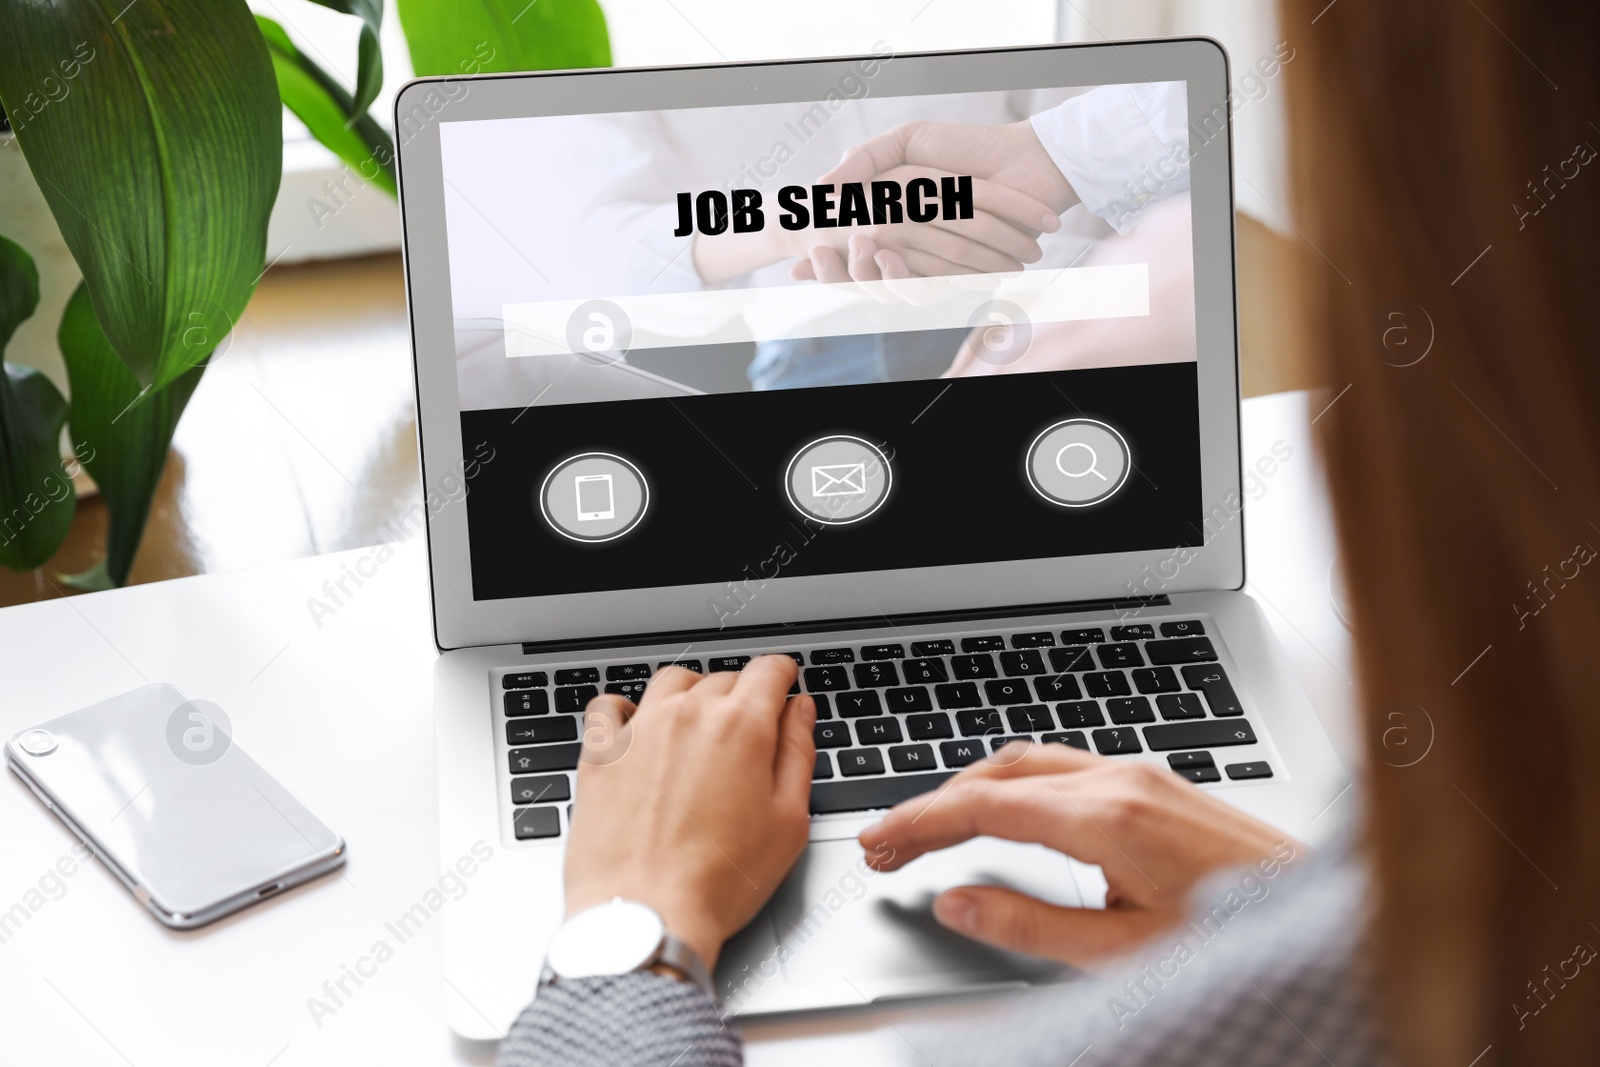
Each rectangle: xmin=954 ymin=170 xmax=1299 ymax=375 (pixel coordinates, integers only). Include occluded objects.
xmin=547 ymin=899 xmax=665 ymax=978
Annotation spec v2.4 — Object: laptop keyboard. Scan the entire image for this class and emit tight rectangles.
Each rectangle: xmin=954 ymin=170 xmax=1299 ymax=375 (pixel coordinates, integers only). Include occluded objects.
xmin=497 ymin=618 xmax=1276 ymax=841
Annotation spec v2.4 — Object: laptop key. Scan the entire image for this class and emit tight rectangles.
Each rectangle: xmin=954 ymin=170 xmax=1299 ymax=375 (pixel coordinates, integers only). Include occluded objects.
xmin=804 ymin=666 xmax=851 ymax=692
xmin=1144 ymin=720 xmax=1257 ymax=752
xmin=1110 ymin=624 xmax=1155 ymax=641
xmin=1098 ymin=643 xmax=1144 ymax=669
xmin=1132 ymin=667 xmax=1181 ymax=694
xmin=955 ymin=709 xmax=1003 ymax=737
xmin=1160 ymin=620 xmax=1205 ymax=637
xmin=1061 ymin=628 xmax=1105 ymax=644
xmin=906 ymin=713 xmax=954 ymax=741
xmin=510 ymin=774 xmax=571 ymax=805
xmin=1156 ymin=693 xmax=1207 ymax=721
xmin=983 ymin=678 xmax=1033 ymax=705
xmin=910 ymin=639 xmax=955 ymax=656
xmin=1107 ymin=697 xmax=1155 ymax=725
xmin=657 ymin=659 xmax=704 ymax=673
xmin=503 ymin=671 xmax=548 ymax=690
xmin=1041 ymin=731 xmax=1089 ymax=750
xmin=813 ymin=752 xmax=834 ymax=780
xmin=812 ymin=723 xmax=851 ymax=748
xmin=853 ymin=662 xmax=900 ymax=688
xmin=1085 ymin=672 xmax=1131 ymax=698
xmin=1225 ymin=761 xmax=1274 ymax=781
xmin=1145 ymin=638 xmax=1218 ymax=666
xmin=1167 ymin=751 xmax=1215 ymax=770
xmin=1048 ymin=646 xmax=1093 ymax=673
xmin=836 ymin=691 xmax=883 ymax=718
xmin=554 ymin=667 xmax=599 ymax=685
xmin=509 ymin=743 xmax=581 ymax=773
xmin=507 ymin=717 xmax=578 ymax=746
xmin=999 ymin=650 xmax=1046 ymax=676
xmin=861 ymin=643 xmax=906 ymax=660
xmin=1056 ymin=701 xmax=1106 ymax=728
xmin=960 ymin=635 xmax=1006 ymax=652
xmin=555 ymin=685 xmax=599 ymax=712
xmin=606 ymin=663 xmax=651 ymax=681
xmin=855 ymin=717 xmax=903 ymax=745
xmin=1010 ymin=631 xmax=1056 ymax=648
xmin=903 ymin=658 xmax=950 ymax=684
xmin=512 ymin=807 xmax=561 ymax=840
xmin=1177 ymin=766 xmax=1221 ymax=784
xmin=810 ymin=647 xmax=856 ymax=664
xmin=1006 ymin=705 xmax=1053 ymax=733
xmin=505 ymin=690 xmax=550 ymax=717
xmin=1092 ymin=727 xmax=1143 ymax=755
xmin=888 ymin=744 xmax=937 ymax=773
xmin=604 ymin=681 xmax=647 ymax=702
xmin=935 ymin=682 xmax=983 ymax=710
xmin=939 ymin=740 xmax=987 ymax=767
xmin=838 ymin=749 xmax=887 ymax=777
xmin=1182 ymin=664 xmax=1244 ymax=716
xmin=708 ymin=655 xmax=749 ymax=672
xmin=951 ymin=654 xmax=998 ymax=679
xmin=814 ymin=722 xmax=851 ymax=748
xmin=810 ymin=771 xmax=955 ymax=815
xmin=885 ymin=686 xmax=932 ymax=713
xmin=1035 ymin=674 xmax=1083 ymax=701
xmin=810 ymin=694 xmax=832 ymax=719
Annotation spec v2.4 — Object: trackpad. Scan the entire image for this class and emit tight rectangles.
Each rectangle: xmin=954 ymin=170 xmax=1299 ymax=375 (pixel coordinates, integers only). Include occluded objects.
xmin=724 ymin=836 xmax=1106 ymax=1010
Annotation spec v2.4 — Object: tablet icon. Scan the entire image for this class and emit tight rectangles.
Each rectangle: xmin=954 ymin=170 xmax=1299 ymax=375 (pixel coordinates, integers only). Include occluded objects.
xmin=574 ymin=474 xmax=616 ymax=521
xmin=540 ymin=453 xmax=649 ymax=542
xmin=785 ymin=436 xmax=892 ymax=525
xmin=1025 ymin=419 xmax=1131 ymax=508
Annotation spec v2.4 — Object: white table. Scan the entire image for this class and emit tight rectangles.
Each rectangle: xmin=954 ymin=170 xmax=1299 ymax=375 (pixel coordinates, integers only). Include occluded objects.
xmin=0 ymin=390 xmax=1356 ymax=1067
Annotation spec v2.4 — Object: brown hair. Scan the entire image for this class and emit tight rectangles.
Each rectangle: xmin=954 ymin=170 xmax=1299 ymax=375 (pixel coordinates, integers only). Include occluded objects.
xmin=1283 ymin=2 xmax=1600 ymax=1063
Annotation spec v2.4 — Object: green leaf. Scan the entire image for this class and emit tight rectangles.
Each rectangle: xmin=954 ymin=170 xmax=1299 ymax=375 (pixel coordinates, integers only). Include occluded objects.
xmin=305 ymin=0 xmax=385 ymax=121
xmin=0 ymin=0 xmax=281 ymax=392
xmin=396 ymin=0 xmax=611 ymax=76
xmin=0 ymin=236 xmax=75 ymax=571
xmin=258 ymin=15 xmax=397 ymax=197
xmin=58 ymin=283 xmax=203 ymax=589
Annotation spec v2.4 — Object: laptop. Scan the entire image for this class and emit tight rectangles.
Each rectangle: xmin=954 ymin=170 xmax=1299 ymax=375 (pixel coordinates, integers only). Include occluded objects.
xmin=393 ymin=38 xmax=1347 ymax=1037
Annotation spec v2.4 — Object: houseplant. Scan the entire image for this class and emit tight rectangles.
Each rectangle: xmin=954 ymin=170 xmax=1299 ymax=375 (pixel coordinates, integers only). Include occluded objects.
xmin=0 ymin=0 xmax=609 ymax=588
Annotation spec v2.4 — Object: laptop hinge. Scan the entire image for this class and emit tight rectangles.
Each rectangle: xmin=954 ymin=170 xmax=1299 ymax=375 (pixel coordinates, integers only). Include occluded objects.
xmin=518 ymin=595 xmax=1170 ymax=656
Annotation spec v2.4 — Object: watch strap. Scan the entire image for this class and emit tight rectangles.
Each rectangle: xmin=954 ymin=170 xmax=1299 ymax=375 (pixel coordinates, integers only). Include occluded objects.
xmin=654 ymin=930 xmax=714 ymax=998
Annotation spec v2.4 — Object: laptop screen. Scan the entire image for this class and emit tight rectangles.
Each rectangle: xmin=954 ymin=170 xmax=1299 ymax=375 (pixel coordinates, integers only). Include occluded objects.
xmin=435 ymin=57 xmax=1203 ymax=607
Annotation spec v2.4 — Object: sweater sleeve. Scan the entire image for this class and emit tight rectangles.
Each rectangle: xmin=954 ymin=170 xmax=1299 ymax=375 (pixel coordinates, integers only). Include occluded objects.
xmin=494 ymin=972 xmax=739 ymax=1067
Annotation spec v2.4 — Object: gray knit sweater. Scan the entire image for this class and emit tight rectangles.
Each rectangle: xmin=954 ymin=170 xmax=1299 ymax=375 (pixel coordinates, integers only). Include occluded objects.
xmin=497 ymin=832 xmax=1389 ymax=1067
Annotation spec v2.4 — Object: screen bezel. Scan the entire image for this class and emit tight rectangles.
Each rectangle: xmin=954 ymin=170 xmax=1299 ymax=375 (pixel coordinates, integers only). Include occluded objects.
xmin=394 ymin=38 xmax=1246 ymax=651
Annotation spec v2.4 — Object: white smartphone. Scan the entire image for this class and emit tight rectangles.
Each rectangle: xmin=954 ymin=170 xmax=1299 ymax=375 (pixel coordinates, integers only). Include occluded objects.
xmin=6 ymin=684 xmax=345 ymax=928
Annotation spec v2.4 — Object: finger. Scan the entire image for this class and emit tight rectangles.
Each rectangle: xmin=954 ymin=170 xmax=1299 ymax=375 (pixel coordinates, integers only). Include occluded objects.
xmin=790 ymin=258 xmax=817 ymax=281
xmin=889 ymin=245 xmax=981 ymax=279
xmin=808 ymin=245 xmax=852 ymax=284
xmin=583 ymin=692 xmax=637 ymax=725
xmin=771 ymin=694 xmax=818 ymax=813
xmin=640 ymin=664 xmax=703 ymax=703
xmin=932 ymin=886 xmax=1175 ymax=968
xmin=692 ymin=669 xmax=741 ymax=698
xmin=847 ymin=234 xmax=885 ymax=284
xmin=956 ymin=739 xmax=1103 ymax=782
xmin=885 ymin=225 xmax=1026 ymax=275
xmin=859 ymin=773 xmax=1112 ymax=871
xmin=732 ymin=653 xmax=801 ymax=713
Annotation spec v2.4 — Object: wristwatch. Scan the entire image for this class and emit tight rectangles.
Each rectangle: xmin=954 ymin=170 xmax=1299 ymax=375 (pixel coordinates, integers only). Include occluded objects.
xmin=539 ymin=898 xmax=714 ymax=998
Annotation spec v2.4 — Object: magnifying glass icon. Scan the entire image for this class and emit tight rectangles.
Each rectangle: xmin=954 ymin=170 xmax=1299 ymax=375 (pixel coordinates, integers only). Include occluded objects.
xmin=1056 ymin=442 xmax=1107 ymax=481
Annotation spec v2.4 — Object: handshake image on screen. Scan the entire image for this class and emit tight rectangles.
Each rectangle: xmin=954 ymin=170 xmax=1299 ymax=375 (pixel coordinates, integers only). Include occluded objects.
xmin=446 ymin=81 xmax=1202 ymax=408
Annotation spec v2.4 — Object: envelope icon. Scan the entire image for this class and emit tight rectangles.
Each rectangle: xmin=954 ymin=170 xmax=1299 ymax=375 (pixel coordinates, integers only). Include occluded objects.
xmin=811 ymin=462 xmax=867 ymax=498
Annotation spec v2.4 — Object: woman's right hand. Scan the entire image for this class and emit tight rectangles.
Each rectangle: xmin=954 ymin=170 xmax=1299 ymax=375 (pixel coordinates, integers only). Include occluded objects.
xmin=858 ymin=743 xmax=1299 ymax=968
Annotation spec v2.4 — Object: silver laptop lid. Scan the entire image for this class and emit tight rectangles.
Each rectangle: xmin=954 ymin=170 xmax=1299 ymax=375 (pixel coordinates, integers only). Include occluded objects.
xmin=395 ymin=40 xmax=1245 ymax=651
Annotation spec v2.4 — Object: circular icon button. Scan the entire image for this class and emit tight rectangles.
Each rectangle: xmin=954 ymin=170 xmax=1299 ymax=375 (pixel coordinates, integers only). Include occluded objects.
xmin=17 ymin=729 xmax=57 ymax=756
xmin=784 ymin=435 xmax=893 ymax=526
xmin=1025 ymin=419 xmax=1132 ymax=508
xmin=539 ymin=452 xmax=650 ymax=543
